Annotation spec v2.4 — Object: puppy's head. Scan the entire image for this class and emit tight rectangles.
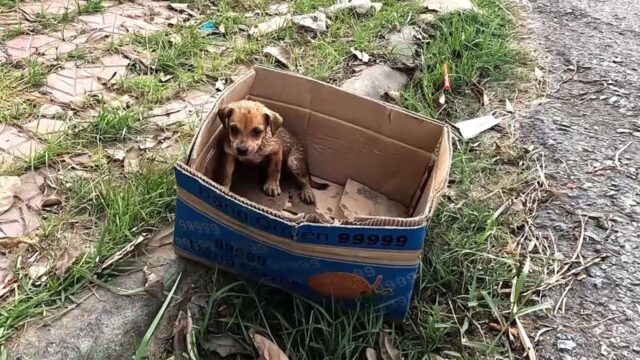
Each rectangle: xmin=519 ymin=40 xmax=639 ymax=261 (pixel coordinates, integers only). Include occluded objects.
xmin=217 ymin=100 xmax=283 ymax=158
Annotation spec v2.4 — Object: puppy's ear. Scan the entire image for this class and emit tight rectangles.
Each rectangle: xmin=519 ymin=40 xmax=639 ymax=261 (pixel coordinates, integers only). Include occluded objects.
xmin=263 ymin=111 xmax=283 ymax=135
xmin=217 ymin=105 xmax=234 ymax=128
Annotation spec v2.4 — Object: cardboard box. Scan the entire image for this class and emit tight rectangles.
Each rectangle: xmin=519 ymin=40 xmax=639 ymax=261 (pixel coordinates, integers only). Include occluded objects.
xmin=173 ymin=66 xmax=451 ymax=319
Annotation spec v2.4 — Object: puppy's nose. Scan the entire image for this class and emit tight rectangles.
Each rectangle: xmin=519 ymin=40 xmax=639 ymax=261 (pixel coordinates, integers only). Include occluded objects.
xmin=236 ymin=145 xmax=248 ymax=156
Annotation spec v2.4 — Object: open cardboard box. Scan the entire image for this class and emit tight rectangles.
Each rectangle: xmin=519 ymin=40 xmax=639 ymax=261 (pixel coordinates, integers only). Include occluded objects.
xmin=173 ymin=66 xmax=451 ymax=319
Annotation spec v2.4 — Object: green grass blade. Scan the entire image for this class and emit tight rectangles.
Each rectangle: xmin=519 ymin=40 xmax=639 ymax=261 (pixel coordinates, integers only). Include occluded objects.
xmin=135 ymin=272 xmax=183 ymax=360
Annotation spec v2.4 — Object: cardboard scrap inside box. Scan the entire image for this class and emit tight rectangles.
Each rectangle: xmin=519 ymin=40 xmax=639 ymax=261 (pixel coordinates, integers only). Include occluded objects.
xmin=173 ymin=65 xmax=451 ymax=319
xmin=230 ymin=163 xmax=408 ymax=223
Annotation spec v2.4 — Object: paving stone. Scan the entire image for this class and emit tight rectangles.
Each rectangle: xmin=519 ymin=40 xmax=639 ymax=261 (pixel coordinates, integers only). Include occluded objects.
xmin=340 ymin=65 xmax=409 ymax=101
xmin=18 ymin=0 xmax=84 ymax=18
xmin=4 ymin=35 xmax=76 ymax=61
xmin=44 ymin=55 xmax=130 ymax=104
xmin=148 ymin=90 xmax=218 ymax=127
xmin=387 ymin=26 xmax=420 ymax=67
xmin=9 ymin=231 xmax=208 ymax=360
xmin=24 ymin=119 xmax=68 ymax=139
xmin=0 ymin=125 xmax=43 ymax=167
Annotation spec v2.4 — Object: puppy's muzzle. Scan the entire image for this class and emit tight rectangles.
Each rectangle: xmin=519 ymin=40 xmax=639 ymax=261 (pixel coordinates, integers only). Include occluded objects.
xmin=236 ymin=145 xmax=249 ymax=156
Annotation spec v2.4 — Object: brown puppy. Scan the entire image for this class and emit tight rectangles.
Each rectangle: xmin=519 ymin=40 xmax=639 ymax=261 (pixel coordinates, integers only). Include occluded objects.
xmin=215 ymin=100 xmax=327 ymax=204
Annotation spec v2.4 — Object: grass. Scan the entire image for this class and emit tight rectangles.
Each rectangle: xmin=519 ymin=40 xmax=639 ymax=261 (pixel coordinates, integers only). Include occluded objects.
xmin=0 ymin=65 xmax=35 ymax=124
xmin=25 ymin=59 xmax=47 ymax=88
xmin=401 ymin=0 xmax=528 ymax=120
xmin=78 ymin=0 xmax=104 ymax=15
xmin=0 ymin=164 xmax=177 ymax=343
xmin=0 ymin=0 xmax=548 ymax=357
xmin=115 ymin=75 xmax=179 ymax=105
xmin=88 ymin=107 xmax=142 ymax=142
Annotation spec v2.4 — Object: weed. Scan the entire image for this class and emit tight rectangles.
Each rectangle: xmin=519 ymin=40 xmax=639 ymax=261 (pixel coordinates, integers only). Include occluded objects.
xmin=88 ymin=107 xmax=142 ymax=142
xmin=78 ymin=0 xmax=104 ymax=14
xmin=115 ymin=75 xmax=178 ymax=105
xmin=0 ymin=64 xmax=34 ymax=124
xmin=401 ymin=0 xmax=527 ymax=119
xmin=25 ymin=59 xmax=47 ymax=88
xmin=0 ymin=0 xmax=14 ymax=8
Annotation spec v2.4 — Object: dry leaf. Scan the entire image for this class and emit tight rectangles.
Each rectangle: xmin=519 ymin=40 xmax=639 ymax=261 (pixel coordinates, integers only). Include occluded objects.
xmin=148 ymin=224 xmax=174 ymax=247
xmin=263 ymin=46 xmax=294 ymax=70
xmin=505 ymin=98 xmax=514 ymax=113
xmin=267 ymin=3 xmax=290 ymax=15
xmin=104 ymin=148 xmax=126 ymax=161
xmin=173 ymin=309 xmax=189 ymax=358
xmin=168 ymin=3 xmax=197 ymax=17
xmin=351 ymin=48 xmax=370 ymax=63
xmin=534 ymin=67 xmax=544 ymax=81
xmin=28 ymin=264 xmax=49 ymax=281
xmin=0 ymin=254 xmax=16 ymax=298
xmin=250 ymin=329 xmax=289 ymax=360
xmin=124 ymin=146 xmax=140 ymax=173
xmin=99 ymin=235 xmax=145 ymax=271
xmin=143 ymin=266 xmax=165 ymax=300
xmin=0 ymin=176 xmax=21 ymax=215
xmin=55 ymin=247 xmax=79 ymax=278
xmin=379 ymin=332 xmax=401 ymax=360
xmin=41 ymin=195 xmax=62 ymax=208
xmin=202 ymin=334 xmax=250 ymax=357
xmin=366 ymin=348 xmax=378 ymax=360
xmin=419 ymin=0 xmax=477 ymax=13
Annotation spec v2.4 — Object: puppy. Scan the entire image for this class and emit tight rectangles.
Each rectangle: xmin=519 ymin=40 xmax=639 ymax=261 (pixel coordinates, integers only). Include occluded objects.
xmin=215 ymin=100 xmax=328 ymax=204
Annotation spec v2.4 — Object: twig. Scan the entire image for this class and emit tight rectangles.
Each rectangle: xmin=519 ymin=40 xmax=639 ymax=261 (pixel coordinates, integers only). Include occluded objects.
xmin=553 ymin=278 xmax=574 ymax=315
xmin=553 ymin=61 xmax=578 ymax=92
xmin=533 ymin=327 xmax=554 ymax=343
xmin=614 ymin=142 xmax=632 ymax=169
xmin=515 ymin=317 xmax=536 ymax=360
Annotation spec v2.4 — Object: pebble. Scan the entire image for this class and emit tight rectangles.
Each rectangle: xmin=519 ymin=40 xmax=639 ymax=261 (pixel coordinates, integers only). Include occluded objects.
xmin=558 ymin=339 xmax=577 ymax=352
xmin=616 ymin=128 xmax=632 ymax=133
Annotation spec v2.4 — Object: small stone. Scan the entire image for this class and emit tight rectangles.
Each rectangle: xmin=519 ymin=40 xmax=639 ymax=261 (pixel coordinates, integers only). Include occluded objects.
xmin=23 ymin=119 xmax=68 ymax=139
xmin=553 ymin=223 xmax=568 ymax=232
xmin=632 ymin=132 xmax=640 ymax=137
xmin=616 ymin=128 xmax=632 ymax=133
xmin=608 ymin=96 xmax=619 ymax=104
xmin=558 ymin=339 xmax=577 ymax=352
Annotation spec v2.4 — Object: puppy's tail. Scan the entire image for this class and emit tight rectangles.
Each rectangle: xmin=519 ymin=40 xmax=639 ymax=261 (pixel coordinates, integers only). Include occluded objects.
xmin=309 ymin=178 xmax=330 ymax=190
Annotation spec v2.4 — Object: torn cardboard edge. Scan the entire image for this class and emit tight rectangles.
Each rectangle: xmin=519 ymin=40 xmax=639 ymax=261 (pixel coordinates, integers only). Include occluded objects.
xmin=179 ymin=65 xmax=451 ymax=228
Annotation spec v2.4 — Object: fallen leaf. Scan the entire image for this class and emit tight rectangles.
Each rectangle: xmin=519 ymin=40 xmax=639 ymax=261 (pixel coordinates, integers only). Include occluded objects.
xmin=291 ymin=12 xmax=327 ymax=32
xmin=202 ymin=334 xmax=251 ymax=357
xmin=383 ymin=90 xmax=401 ymax=102
xmin=267 ymin=3 xmax=290 ymax=15
xmin=250 ymin=329 xmax=289 ymax=360
xmin=366 ymin=348 xmax=378 ymax=360
xmin=124 ymin=146 xmax=140 ymax=173
xmin=534 ymin=67 xmax=544 ymax=81
xmin=0 ymin=177 xmax=21 ymax=215
xmin=249 ymin=15 xmax=291 ymax=37
xmin=104 ymin=148 xmax=126 ymax=161
xmin=143 ymin=266 xmax=165 ymax=300
xmin=168 ymin=3 xmax=197 ymax=17
xmin=28 ymin=264 xmax=49 ymax=281
xmin=41 ymin=195 xmax=62 ymax=207
xmin=54 ymin=247 xmax=79 ymax=278
xmin=0 ymin=254 xmax=16 ymax=298
xmin=99 ymin=235 xmax=145 ymax=271
xmin=505 ymin=98 xmax=514 ymax=113
xmin=351 ymin=48 xmax=370 ymax=63
xmin=148 ymin=224 xmax=174 ymax=247
xmin=39 ymin=104 xmax=64 ymax=117
xmin=173 ymin=309 xmax=188 ymax=358
xmin=379 ymin=332 xmax=401 ymax=360
xmin=263 ymin=46 xmax=294 ymax=70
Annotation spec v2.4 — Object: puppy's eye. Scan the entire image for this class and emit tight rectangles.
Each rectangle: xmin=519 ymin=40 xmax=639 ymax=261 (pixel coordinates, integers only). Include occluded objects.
xmin=229 ymin=125 xmax=240 ymax=135
xmin=252 ymin=127 xmax=263 ymax=137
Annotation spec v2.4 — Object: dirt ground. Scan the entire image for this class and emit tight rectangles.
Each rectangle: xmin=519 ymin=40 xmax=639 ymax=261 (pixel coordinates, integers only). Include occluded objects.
xmin=521 ymin=0 xmax=640 ymax=358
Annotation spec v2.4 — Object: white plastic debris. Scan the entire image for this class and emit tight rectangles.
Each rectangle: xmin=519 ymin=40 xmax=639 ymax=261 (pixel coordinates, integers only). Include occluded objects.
xmin=454 ymin=115 xmax=501 ymax=139
xmin=324 ymin=0 xmax=382 ymax=17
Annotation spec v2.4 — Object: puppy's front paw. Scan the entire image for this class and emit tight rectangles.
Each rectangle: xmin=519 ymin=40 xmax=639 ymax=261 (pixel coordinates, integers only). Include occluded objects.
xmin=263 ymin=181 xmax=281 ymax=197
xmin=300 ymin=188 xmax=316 ymax=204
